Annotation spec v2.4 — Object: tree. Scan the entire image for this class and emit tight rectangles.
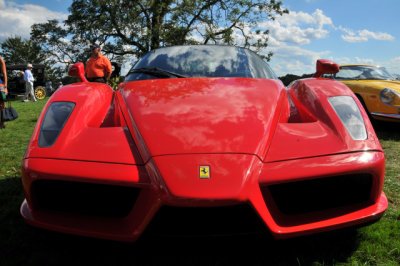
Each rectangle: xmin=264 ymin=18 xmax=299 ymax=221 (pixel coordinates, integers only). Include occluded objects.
xmin=31 ymin=20 xmax=99 ymax=68
xmin=31 ymin=0 xmax=288 ymax=67
xmin=0 ymin=36 xmax=47 ymax=65
xmin=0 ymin=36 xmax=62 ymax=83
xmin=278 ymin=73 xmax=313 ymax=86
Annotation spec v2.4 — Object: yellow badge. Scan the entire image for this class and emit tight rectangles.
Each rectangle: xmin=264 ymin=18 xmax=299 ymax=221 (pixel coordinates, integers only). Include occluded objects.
xmin=199 ymin=166 xmax=210 ymax=179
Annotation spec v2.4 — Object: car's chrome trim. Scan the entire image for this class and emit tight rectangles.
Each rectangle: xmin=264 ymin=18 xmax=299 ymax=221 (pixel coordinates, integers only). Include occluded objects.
xmin=371 ymin=112 xmax=400 ymax=119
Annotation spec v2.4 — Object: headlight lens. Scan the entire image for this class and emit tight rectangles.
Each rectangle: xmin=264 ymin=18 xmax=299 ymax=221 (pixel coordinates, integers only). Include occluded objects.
xmin=328 ymin=96 xmax=367 ymax=140
xmin=38 ymin=102 xmax=75 ymax=147
xmin=380 ymin=88 xmax=400 ymax=104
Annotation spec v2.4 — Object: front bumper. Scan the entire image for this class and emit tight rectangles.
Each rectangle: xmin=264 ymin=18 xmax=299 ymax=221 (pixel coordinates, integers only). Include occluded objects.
xmin=21 ymin=151 xmax=387 ymax=242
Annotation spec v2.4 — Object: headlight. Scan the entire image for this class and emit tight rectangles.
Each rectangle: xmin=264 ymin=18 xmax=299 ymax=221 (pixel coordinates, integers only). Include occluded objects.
xmin=38 ymin=102 xmax=75 ymax=147
xmin=328 ymin=96 xmax=367 ymax=140
xmin=380 ymin=88 xmax=400 ymax=104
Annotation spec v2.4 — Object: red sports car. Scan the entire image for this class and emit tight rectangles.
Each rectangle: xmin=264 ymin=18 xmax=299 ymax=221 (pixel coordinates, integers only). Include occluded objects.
xmin=20 ymin=45 xmax=387 ymax=242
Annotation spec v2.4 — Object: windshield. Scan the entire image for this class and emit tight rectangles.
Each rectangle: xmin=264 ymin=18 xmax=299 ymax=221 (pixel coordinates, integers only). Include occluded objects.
xmin=125 ymin=45 xmax=276 ymax=81
xmin=335 ymin=65 xmax=395 ymax=80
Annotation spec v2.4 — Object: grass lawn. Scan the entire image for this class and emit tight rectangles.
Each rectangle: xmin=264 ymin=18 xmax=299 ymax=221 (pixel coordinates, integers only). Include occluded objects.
xmin=0 ymin=98 xmax=399 ymax=265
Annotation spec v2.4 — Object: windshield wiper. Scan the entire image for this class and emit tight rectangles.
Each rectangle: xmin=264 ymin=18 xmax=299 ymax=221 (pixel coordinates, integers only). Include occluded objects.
xmin=130 ymin=67 xmax=187 ymax=78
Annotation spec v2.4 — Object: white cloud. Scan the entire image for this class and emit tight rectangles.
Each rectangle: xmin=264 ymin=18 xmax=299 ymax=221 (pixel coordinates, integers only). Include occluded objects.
xmin=328 ymin=56 xmax=351 ymax=65
xmin=0 ymin=0 xmax=68 ymax=41
xmin=269 ymin=45 xmax=330 ymax=76
xmin=339 ymin=26 xmax=394 ymax=42
xmin=256 ymin=9 xmax=335 ymax=76
xmin=353 ymin=57 xmax=375 ymax=65
xmin=261 ymin=9 xmax=333 ymax=46
xmin=382 ymin=57 xmax=400 ymax=75
xmin=263 ymin=9 xmax=395 ymax=76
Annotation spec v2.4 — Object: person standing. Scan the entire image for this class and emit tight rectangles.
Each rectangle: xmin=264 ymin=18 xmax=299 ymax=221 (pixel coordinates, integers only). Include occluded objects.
xmin=56 ymin=81 xmax=63 ymax=90
xmin=45 ymin=80 xmax=52 ymax=96
xmin=0 ymin=56 xmax=8 ymax=129
xmin=22 ymin=63 xmax=36 ymax=102
xmin=85 ymin=43 xmax=112 ymax=83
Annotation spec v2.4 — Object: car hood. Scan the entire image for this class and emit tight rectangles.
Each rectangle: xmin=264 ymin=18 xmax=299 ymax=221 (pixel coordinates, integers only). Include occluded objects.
xmin=119 ymin=78 xmax=285 ymax=159
xmin=341 ymin=79 xmax=400 ymax=92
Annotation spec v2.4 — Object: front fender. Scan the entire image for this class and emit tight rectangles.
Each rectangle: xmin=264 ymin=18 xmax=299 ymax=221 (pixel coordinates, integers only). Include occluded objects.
xmin=23 ymin=83 xmax=138 ymax=165
xmin=264 ymin=78 xmax=382 ymax=162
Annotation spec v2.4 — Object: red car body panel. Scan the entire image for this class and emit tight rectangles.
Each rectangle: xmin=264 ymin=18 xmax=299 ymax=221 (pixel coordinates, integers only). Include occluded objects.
xmin=118 ymin=78 xmax=284 ymax=159
xmin=20 ymin=56 xmax=387 ymax=242
xmin=266 ymin=79 xmax=382 ymax=162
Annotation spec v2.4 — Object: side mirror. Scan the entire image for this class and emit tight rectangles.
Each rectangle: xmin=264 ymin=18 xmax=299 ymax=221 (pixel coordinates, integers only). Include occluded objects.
xmin=313 ymin=59 xmax=339 ymax=78
xmin=68 ymin=63 xmax=88 ymax=82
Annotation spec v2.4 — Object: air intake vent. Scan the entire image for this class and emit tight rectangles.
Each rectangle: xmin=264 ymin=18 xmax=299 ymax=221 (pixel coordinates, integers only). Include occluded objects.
xmin=32 ymin=180 xmax=140 ymax=217
xmin=265 ymin=174 xmax=373 ymax=215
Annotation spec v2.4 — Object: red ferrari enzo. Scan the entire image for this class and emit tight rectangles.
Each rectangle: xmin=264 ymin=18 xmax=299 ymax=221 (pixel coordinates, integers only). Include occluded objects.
xmin=21 ymin=45 xmax=387 ymax=242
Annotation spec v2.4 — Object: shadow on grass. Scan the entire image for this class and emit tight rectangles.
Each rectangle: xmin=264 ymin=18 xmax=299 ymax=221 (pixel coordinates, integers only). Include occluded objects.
xmin=373 ymin=120 xmax=400 ymax=141
xmin=1 ymin=177 xmax=362 ymax=266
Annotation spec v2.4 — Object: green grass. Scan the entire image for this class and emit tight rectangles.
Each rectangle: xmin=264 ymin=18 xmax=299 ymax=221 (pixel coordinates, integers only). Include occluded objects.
xmin=0 ymin=99 xmax=48 ymax=178
xmin=0 ymin=100 xmax=399 ymax=265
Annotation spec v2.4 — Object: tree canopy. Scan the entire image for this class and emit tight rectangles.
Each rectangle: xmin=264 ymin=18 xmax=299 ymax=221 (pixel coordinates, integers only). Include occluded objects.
xmin=0 ymin=37 xmax=47 ymax=65
xmin=31 ymin=0 xmax=288 ymax=70
xmin=0 ymin=36 xmax=64 ymax=83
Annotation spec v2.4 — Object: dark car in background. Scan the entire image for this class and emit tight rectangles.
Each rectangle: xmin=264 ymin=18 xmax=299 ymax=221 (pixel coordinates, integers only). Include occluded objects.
xmin=6 ymin=64 xmax=47 ymax=99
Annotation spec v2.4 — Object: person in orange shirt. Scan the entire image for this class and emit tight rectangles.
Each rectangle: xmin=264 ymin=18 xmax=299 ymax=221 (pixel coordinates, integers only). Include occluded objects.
xmin=85 ymin=43 xmax=112 ymax=83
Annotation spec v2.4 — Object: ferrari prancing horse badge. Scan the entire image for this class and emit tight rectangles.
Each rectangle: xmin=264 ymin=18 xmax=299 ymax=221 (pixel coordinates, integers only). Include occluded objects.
xmin=199 ymin=166 xmax=210 ymax=179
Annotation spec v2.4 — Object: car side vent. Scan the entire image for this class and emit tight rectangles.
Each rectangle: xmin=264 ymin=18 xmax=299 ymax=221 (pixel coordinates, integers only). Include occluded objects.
xmin=100 ymin=93 xmax=123 ymax=127
xmin=287 ymin=92 xmax=317 ymax=123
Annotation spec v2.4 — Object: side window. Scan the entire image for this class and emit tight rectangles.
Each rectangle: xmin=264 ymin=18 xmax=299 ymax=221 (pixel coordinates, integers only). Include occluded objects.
xmin=336 ymin=68 xmax=362 ymax=80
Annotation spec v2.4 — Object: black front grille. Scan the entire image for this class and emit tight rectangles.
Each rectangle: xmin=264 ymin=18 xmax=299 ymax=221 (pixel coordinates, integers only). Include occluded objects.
xmin=144 ymin=204 xmax=267 ymax=237
xmin=265 ymin=174 xmax=373 ymax=215
xmin=32 ymin=180 xmax=140 ymax=217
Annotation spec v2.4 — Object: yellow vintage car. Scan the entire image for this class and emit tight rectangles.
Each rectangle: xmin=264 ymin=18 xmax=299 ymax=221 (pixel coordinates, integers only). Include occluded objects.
xmin=325 ymin=64 xmax=400 ymax=122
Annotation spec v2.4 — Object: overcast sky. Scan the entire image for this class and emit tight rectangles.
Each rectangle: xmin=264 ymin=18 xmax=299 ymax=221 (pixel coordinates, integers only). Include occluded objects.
xmin=0 ymin=0 xmax=399 ymax=76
